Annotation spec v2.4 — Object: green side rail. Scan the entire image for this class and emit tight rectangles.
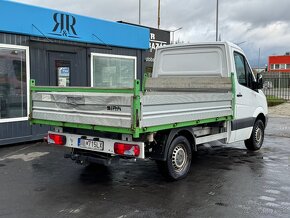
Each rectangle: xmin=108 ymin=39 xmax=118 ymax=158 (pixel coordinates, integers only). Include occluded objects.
xmin=30 ymin=79 xmax=134 ymax=94
xmin=132 ymin=80 xmax=141 ymax=138
xmin=231 ymin=72 xmax=236 ymax=120
xmin=30 ymin=75 xmax=236 ymax=138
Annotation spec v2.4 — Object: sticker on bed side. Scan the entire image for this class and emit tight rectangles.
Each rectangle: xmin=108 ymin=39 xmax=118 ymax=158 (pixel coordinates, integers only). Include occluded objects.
xmin=42 ymin=94 xmax=52 ymax=102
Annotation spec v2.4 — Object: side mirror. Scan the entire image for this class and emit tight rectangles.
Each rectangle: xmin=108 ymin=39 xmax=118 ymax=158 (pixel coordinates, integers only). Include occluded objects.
xmin=256 ymin=73 xmax=263 ymax=89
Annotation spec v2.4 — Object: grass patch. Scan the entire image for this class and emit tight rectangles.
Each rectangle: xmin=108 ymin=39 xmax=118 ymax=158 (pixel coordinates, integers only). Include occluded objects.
xmin=267 ymin=95 xmax=286 ymax=107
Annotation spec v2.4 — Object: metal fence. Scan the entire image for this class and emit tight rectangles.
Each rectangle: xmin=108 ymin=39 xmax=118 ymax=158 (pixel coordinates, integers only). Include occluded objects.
xmin=262 ymin=72 xmax=290 ymax=101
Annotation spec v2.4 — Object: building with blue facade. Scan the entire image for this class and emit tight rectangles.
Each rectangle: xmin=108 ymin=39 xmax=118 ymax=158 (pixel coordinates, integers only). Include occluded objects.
xmin=0 ymin=0 xmax=151 ymax=145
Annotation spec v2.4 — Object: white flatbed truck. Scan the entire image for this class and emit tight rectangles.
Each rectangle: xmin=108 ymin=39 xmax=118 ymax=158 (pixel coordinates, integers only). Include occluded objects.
xmin=30 ymin=42 xmax=268 ymax=180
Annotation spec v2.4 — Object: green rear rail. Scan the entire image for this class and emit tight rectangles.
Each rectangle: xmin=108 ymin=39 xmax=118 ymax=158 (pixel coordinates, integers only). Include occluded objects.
xmin=30 ymin=73 xmax=236 ymax=138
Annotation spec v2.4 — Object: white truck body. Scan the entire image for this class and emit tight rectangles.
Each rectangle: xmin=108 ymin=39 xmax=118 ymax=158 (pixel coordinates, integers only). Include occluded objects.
xmin=31 ymin=42 xmax=268 ymax=180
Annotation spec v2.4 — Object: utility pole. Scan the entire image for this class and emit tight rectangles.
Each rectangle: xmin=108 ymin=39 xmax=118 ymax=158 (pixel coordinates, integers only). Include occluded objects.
xmin=139 ymin=0 xmax=141 ymax=25
xmin=258 ymin=48 xmax=261 ymax=70
xmin=158 ymin=0 xmax=161 ymax=29
xmin=216 ymin=0 xmax=219 ymax=41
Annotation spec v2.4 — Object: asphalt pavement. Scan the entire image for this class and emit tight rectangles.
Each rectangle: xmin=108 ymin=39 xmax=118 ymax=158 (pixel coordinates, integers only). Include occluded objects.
xmin=0 ymin=117 xmax=290 ymax=218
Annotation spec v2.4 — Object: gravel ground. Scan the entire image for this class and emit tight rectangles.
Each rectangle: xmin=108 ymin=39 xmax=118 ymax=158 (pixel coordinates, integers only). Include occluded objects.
xmin=268 ymin=102 xmax=290 ymax=117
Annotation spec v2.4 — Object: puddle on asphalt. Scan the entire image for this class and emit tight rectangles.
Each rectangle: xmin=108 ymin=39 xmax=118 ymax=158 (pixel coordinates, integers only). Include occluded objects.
xmin=0 ymin=152 xmax=49 ymax=162
xmin=265 ymin=180 xmax=279 ymax=185
xmin=280 ymin=186 xmax=290 ymax=191
xmin=265 ymin=202 xmax=281 ymax=208
xmin=259 ymin=196 xmax=276 ymax=202
xmin=265 ymin=189 xmax=281 ymax=195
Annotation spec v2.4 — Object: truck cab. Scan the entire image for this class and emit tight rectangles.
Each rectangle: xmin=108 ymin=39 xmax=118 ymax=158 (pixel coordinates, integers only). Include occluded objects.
xmin=228 ymin=43 xmax=268 ymax=143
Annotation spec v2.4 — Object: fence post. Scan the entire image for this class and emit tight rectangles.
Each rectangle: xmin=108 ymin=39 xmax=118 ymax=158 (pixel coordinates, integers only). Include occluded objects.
xmin=279 ymin=72 xmax=281 ymax=91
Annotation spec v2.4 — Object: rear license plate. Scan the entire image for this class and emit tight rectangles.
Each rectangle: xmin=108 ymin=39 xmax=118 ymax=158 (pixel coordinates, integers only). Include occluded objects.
xmin=78 ymin=139 xmax=104 ymax=151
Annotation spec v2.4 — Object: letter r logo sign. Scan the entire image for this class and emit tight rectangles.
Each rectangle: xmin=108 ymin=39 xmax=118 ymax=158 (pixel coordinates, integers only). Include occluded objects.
xmin=52 ymin=13 xmax=77 ymax=36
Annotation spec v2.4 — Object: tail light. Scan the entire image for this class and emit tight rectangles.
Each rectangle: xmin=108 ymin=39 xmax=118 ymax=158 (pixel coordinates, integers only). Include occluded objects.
xmin=114 ymin=143 xmax=140 ymax=157
xmin=48 ymin=133 xmax=66 ymax=146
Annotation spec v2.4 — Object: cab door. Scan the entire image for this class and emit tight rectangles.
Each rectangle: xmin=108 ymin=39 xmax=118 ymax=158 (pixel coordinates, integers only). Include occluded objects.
xmin=232 ymin=51 xmax=258 ymax=141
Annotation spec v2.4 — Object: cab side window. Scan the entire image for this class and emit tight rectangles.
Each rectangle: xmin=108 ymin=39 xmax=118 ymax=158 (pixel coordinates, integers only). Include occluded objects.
xmin=234 ymin=52 xmax=255 ymax=90
xmin=234 ymin=52 xmax=247 ymax=86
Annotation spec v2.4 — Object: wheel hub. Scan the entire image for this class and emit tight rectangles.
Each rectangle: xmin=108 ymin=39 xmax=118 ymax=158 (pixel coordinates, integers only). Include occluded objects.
xmin=172 ymin=145 xmax=187 ymax=171
xmin=255 ymin=126 xmax=262 ymax=144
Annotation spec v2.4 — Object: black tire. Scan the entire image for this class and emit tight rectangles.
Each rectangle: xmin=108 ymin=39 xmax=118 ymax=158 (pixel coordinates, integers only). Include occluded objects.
xmin=156 ymin=136 xmax=192 ymax=180
xmin=244 ymin=119 xmax=265 ymax=151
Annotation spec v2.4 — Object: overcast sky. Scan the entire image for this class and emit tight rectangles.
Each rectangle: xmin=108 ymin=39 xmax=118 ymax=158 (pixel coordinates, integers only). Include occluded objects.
xmin=12 ymin=0 xmax=290 ymax=67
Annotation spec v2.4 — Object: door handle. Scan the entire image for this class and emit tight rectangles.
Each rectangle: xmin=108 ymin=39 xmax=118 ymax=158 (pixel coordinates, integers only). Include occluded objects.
xmin=237 ymin=93 xmax=243 ymax=97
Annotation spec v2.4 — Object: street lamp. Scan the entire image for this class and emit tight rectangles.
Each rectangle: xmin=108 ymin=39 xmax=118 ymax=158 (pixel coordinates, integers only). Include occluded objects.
xmin=158 ymin=0 xmax=161 ymax=29
xmin=216 ymin=0 xmax=219 ymax=41
xmin=171 ymin=27 xmax=183 ymax=44
xmin=236 ymin=41 xmax=246 ymax=46
xmin=258 ymin=48 xmax=261 ymax=69
xmin=139 ymin=0 xmax=141 ymax=25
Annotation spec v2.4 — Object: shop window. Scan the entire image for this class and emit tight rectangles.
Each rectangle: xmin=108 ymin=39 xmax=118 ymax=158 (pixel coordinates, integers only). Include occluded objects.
xmin=286 ymin=64 xmax=290 ymax=69
xmin=91 ymin=53 xmax=136 ymax=88
xmin=0 ymin=45 xmax=29 ymax=122
xmin=280 ymin=64 xmax=286 ymax=69
xmin=270 ymin=64 xmax=274 ymax=70
xmin=274 ymin=64 xmax=279 ymax=69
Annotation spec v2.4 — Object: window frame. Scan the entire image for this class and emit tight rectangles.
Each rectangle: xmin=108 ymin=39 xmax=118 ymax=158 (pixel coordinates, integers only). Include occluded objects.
xmin=234 ymin=51 xmax=256 ymax=90
xmin=90 ymin=53 xmax=137 ymax=88
xmin=0 ymin=43 xmax=30 ymax=123
xmin=234 ymin=51 xmax=247 ymax=86
xmin=280 ymin=64 xmax=286 ymax=69
xmin=245 ymin=59 xmax=256 ymax=90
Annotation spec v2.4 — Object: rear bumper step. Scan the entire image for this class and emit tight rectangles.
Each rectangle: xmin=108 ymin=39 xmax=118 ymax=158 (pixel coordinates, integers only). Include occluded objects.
xmin=64 ymin=153 xmax=119 ymax=166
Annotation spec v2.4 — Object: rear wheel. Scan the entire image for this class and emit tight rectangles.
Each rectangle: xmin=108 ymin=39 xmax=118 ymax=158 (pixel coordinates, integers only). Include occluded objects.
xmin=244 ymin=119 xmax=265 ymax=151
xmin=156 ymin=136 xmax=192 ymax=180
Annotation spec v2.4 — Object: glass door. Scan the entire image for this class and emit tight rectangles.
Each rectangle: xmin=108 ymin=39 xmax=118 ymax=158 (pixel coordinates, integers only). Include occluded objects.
xmin=55 ymin=60 xmax=70 ymax=87
xmin=48 ymin=52 xmax=76 ymax=87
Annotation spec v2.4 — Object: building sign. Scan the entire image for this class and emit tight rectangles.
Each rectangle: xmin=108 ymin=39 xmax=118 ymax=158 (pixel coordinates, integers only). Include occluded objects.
xmin=144 ymin=28 xmax=170 ymax=64
xmin=145 ymin=32 xmax=168 ymax=63
xmin=141 ymin=27 xmax=170 ymax=75
xmin=0 ymin=1 xmax=149 ymax=50
xmin=149 ymin=33 xmax=167 ymax=52
xmin=51 ymin=13 xmax=79 ymax=38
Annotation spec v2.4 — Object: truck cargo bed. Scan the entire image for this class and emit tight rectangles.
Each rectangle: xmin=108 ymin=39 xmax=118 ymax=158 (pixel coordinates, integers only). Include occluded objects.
xmin=30 ymin=75 xmax=235 ymax=137
xmin=32 ymin=91 xmax=232 ymax=127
